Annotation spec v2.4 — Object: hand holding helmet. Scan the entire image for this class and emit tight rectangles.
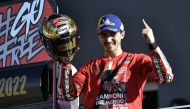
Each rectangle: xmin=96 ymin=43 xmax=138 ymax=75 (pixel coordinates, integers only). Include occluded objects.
xmin=38 ymin=14 xmax=79 ymax=63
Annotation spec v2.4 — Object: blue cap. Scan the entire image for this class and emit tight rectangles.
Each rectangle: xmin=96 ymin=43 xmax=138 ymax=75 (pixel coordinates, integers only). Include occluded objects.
xmin=97 ymin=14 xmax=124 ymax=33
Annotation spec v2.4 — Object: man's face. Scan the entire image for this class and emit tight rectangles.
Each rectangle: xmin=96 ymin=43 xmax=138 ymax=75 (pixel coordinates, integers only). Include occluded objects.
xmin=98 ymin=30 xmax=124 ymax=53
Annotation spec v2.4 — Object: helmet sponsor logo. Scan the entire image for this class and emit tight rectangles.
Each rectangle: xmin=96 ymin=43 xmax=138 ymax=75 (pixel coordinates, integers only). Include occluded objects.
xmin=57 ymin=25 xmax=69 ymax=35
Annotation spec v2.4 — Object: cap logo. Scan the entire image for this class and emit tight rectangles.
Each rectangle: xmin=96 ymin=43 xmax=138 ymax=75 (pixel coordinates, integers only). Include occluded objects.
xmin=100 ymin=18 xmax=115 ymax=27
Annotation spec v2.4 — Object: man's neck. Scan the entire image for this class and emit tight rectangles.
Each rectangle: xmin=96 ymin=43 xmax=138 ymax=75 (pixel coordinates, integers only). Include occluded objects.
xmin=104 ymin=49 xmax=123 ymax=58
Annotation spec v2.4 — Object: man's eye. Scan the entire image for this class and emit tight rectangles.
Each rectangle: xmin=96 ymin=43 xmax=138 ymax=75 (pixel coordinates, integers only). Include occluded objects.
xmin=99 ymin=34 xmax=107 ymax=38
xmin=110 ymin=31 xmax=116 ymax=36
xmin=100 ymin=32 xmax=106 ymax=36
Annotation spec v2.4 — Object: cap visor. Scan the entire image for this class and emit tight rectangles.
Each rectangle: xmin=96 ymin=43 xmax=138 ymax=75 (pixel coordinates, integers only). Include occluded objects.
xmin=98 ymin=27 xmax=120 ymax=33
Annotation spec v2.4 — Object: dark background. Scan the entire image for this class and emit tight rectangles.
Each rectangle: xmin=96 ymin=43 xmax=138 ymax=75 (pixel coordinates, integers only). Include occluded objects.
xmin=56 ymin=0 xmax=190 ymax=107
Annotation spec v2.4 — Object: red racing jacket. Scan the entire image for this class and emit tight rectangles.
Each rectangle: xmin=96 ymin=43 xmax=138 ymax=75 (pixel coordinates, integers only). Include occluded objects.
xmin=60 ymin=47 xmax=174 ymax=109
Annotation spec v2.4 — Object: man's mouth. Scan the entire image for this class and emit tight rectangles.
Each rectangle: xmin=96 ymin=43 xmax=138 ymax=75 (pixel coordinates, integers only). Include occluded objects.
xmin=105 ymin=43 xmax=113 ymax=47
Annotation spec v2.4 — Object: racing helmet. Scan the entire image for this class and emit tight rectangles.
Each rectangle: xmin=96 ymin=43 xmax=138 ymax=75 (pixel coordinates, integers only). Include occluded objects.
xmin=38 ymin=13 xmax=79 ymax=62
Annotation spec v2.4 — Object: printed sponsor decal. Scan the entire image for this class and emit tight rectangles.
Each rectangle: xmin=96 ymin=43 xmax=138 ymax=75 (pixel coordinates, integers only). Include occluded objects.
xmin=0 ymin=0 xmax=57 ymax=68
xmin=64 ymin=67 xmax=74 ymax=100
xmin=152 ymin=56 xmax=164 ymax=83
xmin=96 ymin=79 xmax=128 ymax=107
xmin=156 ymin=47 xmax=173 ymax=82
xmin=57 ymin=25 xmax=69 ymax=35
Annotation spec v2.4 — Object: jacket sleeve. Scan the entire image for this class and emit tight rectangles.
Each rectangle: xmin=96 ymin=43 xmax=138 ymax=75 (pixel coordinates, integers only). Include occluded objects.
xmin=140 ymin=46 xmax=174 ymax=84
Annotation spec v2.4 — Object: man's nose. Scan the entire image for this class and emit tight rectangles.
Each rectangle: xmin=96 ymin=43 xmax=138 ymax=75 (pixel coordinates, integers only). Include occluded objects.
xmin=105 ymin=36 xmax=112 ymax=42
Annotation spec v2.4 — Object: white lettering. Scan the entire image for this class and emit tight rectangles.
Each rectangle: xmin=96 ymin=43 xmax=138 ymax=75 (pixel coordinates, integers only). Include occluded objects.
xmin=0 ymin=1 xmax=45 ymax=67
xmin=64 ymin=69 xmax=74 ymax=100
xmin=10 ymin=0 xmax=44 ymax=41
xmin=153 ymin=56 xmax=164 ymax=83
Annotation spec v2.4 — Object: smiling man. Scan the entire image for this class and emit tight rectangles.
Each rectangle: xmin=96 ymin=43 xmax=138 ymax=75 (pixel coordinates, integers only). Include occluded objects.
xmin=60 ymin=13 xmax=174 ymax=109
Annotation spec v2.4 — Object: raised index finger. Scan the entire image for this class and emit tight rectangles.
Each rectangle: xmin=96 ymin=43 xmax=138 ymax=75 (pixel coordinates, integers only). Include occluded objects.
xmin=142 ymin=19 xmax=150 ymax=29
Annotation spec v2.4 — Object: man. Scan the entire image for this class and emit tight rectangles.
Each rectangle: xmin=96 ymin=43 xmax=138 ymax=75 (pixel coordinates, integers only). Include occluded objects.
xmin=61 ymin=13 xmax=174 ymax=109
xmin=38 ymin=14 xmax=80 ymax=109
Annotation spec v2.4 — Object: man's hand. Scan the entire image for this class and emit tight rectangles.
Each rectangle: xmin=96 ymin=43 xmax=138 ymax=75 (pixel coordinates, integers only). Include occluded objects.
xmin=142 ymin=19 xmax=155 ymax=44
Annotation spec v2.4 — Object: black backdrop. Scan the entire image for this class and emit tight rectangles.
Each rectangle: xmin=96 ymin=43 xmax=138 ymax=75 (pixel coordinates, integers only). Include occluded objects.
xmin=56 ymin=0 xmax=190 ymax=107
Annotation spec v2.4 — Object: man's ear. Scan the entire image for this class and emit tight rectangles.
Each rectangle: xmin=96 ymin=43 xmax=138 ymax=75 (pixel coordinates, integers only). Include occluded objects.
xmin=121 ymin=31 xmax=125 ymax=39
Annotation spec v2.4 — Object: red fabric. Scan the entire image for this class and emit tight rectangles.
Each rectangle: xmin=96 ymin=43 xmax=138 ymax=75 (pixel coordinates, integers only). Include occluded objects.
xmin=62 ymin=49 xmax=173 ymax=109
